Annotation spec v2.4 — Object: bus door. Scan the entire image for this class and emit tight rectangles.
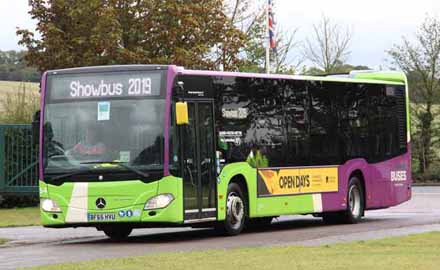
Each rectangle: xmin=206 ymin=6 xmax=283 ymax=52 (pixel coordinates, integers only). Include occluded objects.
xmin=182 ymin=101 xmax=217 ymax=222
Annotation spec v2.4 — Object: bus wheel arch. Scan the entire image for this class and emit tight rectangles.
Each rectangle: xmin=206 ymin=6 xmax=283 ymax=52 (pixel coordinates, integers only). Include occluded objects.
xmin=217 ymin=176 xmax=249 ymax=235
xmin=350 ymin=169 xmax=366 ymax=216
xmin=228 ymin=174 xmax=249 ymax=217
xmin=323 ymin=169 xmax=366 ymax=224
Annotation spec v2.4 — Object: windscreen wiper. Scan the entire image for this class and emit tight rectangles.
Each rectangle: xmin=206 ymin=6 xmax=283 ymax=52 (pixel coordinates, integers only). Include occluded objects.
xmin=80 ymin=161 xmax=151 ymax=180
xmin=48 ymin=169 xmax=93 ymax=182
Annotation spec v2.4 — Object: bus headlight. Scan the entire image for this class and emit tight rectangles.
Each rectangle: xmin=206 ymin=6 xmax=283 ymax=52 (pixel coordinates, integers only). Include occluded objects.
xmin=144 ymin=194 xmax=174 ymax=210
xmin=41 ymin=199 xmax=62 ymax=213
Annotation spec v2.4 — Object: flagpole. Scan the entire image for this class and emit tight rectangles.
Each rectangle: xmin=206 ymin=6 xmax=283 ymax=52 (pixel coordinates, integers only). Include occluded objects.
xmin=265 ymin=0 xmax=270 ymax=74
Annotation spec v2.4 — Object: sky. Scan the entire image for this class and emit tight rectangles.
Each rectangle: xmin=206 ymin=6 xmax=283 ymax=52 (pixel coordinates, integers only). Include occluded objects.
xmin=275 ymin=0 xmax=440 ymax=69
xmin=1 ymin=0 xmax=440 ymax=70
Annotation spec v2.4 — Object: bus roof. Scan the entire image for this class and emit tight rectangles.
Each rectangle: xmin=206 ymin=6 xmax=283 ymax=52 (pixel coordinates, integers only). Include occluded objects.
xmin=45 ymin=65 xmax=406 ymax=86
xmin=180 ymin=68 xmax=406 ymax=86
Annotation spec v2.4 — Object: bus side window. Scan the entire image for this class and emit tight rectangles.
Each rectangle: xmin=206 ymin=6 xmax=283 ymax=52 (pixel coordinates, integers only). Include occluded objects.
xmin=339 ymin=83 xmax=369 ymax=162
xmin=309 ymin=81 xmax=340 ymax=165
xmin=249 ymin=77 xmax=286 ymax=167
xmin=284 ymin=80 xmax=310 ymax=166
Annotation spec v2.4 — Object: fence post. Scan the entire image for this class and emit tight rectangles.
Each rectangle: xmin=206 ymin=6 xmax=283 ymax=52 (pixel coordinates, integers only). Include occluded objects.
xmin=0 ymin=127 xmax=5 ymax=192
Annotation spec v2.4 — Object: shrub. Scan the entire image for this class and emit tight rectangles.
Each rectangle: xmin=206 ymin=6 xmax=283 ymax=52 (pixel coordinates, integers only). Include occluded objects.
xmin=0 ymin=81 xmax=39 ymax=124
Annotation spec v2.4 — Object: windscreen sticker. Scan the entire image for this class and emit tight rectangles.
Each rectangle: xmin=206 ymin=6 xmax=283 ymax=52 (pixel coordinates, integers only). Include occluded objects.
xmin=257 ymin=167 xmax=339 ymax=196
xmin=119 ymin=151 xmax=130 ymax=163
xmin=97 ymin=102 xmax=110 ymax=121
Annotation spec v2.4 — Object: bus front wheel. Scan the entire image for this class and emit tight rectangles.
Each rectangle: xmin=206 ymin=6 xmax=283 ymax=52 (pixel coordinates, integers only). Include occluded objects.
xmin=217 ymin=182 xmax=247 ymax=236
xmin=102 ymin=226 xmax=133 ymax=240
xmin=323 ymin=176 xmax=364 ymax=224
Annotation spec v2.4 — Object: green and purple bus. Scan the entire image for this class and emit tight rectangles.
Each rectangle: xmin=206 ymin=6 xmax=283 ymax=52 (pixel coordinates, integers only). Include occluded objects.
xmin=36 ymin=65 xmax=411 ymax=239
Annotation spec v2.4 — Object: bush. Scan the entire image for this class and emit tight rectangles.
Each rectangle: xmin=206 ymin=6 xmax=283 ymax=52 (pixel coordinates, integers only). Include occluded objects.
xmin=412 ymin=161 xmax=440 ymax=182
xmin=0 ymin=81 xmax=39 ymax=124
xmin=0 ymin=195 xmax=39 ymax=208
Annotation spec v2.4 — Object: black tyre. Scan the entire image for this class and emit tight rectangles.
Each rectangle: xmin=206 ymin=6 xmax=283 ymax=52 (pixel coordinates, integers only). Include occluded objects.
xmin=103 ymin=226 xmax=132 ymax=240
xmin=217 ymin=182 xmax=247 ymax=236
xmin=323 ymin=176 xmax=364 ymax=224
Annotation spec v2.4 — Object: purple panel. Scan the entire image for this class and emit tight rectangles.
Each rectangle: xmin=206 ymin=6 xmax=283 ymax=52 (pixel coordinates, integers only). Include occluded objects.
xmin=39 ymin=72 xmax=48 ymax=180
xmin=321 ymin=151 xmax=412 ymax=212
xmin=163 ymin=66 xmax=178 ymax=176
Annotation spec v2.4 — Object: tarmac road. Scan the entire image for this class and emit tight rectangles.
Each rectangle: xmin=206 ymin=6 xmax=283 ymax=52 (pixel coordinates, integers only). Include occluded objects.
xmin=1 ymin=186 xmax=440 ymax=269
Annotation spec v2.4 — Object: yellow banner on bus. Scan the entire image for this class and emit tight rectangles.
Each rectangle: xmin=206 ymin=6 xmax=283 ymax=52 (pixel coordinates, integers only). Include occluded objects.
xmin=257 ymin=167 xmax=339 ymax=196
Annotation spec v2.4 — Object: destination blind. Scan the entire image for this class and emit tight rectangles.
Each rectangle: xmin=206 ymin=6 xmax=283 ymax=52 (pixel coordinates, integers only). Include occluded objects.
xmin=48 ymin=71 xmax=163 ymax=101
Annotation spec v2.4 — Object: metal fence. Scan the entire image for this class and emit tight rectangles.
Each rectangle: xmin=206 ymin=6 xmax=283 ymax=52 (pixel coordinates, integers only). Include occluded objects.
xmin=0 ymin=125 xmax=39 ymax=195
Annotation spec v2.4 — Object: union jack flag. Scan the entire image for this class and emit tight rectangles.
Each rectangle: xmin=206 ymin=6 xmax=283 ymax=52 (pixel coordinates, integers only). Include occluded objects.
xmin=268 ymin=0 xmax=276 ymax=53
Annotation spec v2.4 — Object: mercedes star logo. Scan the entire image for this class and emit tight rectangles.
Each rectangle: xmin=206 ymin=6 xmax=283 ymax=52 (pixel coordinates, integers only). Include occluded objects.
xmin=96 ymin=198 xmax=106 ymax=209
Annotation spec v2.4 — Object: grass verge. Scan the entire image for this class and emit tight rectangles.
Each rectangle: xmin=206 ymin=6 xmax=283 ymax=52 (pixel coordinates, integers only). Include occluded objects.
xmin=0 ymin=238 xmax=9 ymax=245
xmin=0 ymin=80 xmax=39 ymax=113
xmin=31 ymin=232 xmax=440 ymax=270
xmin=0 ymin=207 xmax=40 ymax=227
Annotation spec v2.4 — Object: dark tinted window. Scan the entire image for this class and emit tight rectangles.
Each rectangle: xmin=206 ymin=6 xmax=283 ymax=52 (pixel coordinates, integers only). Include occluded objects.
xmin=284 ymin=80 xmax=310 ymax=166
xmin=213 ymin=76 xmax=286 ymax=167
xmin=367 ymin=85 xmax=406 ymax=162
xmin=249 ymin=78 xmax=286 ymax=167
xmin=178 ymin=75 xmax=407 ymax=168
xmin=338 ymin=83 xmax=370 ymax=161
xmin=214 ymin=76 xmax=251 ymax=163
xmin=309 ymin=81 xmax=340 ymax=165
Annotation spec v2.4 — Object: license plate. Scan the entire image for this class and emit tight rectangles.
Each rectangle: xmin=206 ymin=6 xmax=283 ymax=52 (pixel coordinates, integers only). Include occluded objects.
xmin=87 ymin=213 xmax=116 ymax=221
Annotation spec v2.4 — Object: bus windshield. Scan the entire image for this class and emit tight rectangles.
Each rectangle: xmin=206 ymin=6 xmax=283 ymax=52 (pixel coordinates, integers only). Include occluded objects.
xmin=43 ymin=71 xmax=166 ymax=179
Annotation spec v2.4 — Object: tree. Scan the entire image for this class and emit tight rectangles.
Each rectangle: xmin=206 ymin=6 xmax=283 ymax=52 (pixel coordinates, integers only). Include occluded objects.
xmin=0 ymin=50 xmax=40 ymax=82
xmin=17 ymin=0 xmax=245 ymax=71
xmin=271 ymin=27 xmax=303 ymax=74
xmin=304 ymin=15 xmax=352 ymax=74
xmin=305 ymin=62 xmax=370 ymax=75
xmin=215 ymin=0 xmax=256 ymax=71
xmin=223 ymin=0 xmax=303 ymax=74
xmin=388 ymin=16 xmax=440 ymax=174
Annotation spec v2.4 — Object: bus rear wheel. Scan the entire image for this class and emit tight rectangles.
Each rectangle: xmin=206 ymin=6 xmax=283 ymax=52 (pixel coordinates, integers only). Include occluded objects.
xmin=323 ymin=176 xmax=364 ymax=224
xmin=217 ymin=182 xmax=247 ymax=236
xmin=102 ymin=226 xmax=133 ymax=240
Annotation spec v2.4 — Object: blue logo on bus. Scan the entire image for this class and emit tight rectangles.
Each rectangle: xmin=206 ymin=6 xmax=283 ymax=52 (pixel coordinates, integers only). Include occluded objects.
xmin=118 ymin=210 xmax=133 ymax=218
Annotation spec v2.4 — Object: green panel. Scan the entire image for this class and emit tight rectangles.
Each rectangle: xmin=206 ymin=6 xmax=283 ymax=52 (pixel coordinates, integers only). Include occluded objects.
xmin=255 ymin=195 xmax=314 ymax=217
xmin=298 ymin=74 xmax=405 ymax=85
xmin=352 ymin=71 xmax=406 ymax=84
xmin=39 ymin=180 xmax=49 ymax=198
xmin=46 ymin=182 xmax=75 ymax=208
xmin=41 ymin=208 xmax=67 ymax=226
xmin=41 ymin=181 xmax=74 ymax=226
xmin=141 ymin=176 xmax=183 ymax=223
xmin=404 ymin=75 xmax=411 ymax=142
xmin=85 ymin=181 xmax=158 ymax=210
xmin=217 ymin=162 xmax=319 ymax=220
xmin=217 ymin=162 xmax=257 ymax=221
xmin=41 ymin=176 xmax=184 ymax=226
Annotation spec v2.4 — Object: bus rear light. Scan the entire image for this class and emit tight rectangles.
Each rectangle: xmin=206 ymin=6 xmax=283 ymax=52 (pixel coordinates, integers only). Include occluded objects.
xmin=41 ymin=199 xmax=62 ymax=213
xmin=144 ymin=194 xmax=174 ymax=210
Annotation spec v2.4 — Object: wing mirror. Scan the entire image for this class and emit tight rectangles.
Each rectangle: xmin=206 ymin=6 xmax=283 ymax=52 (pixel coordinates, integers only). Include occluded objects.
xmin=175 ymin=102 xmax=189 ymax=125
